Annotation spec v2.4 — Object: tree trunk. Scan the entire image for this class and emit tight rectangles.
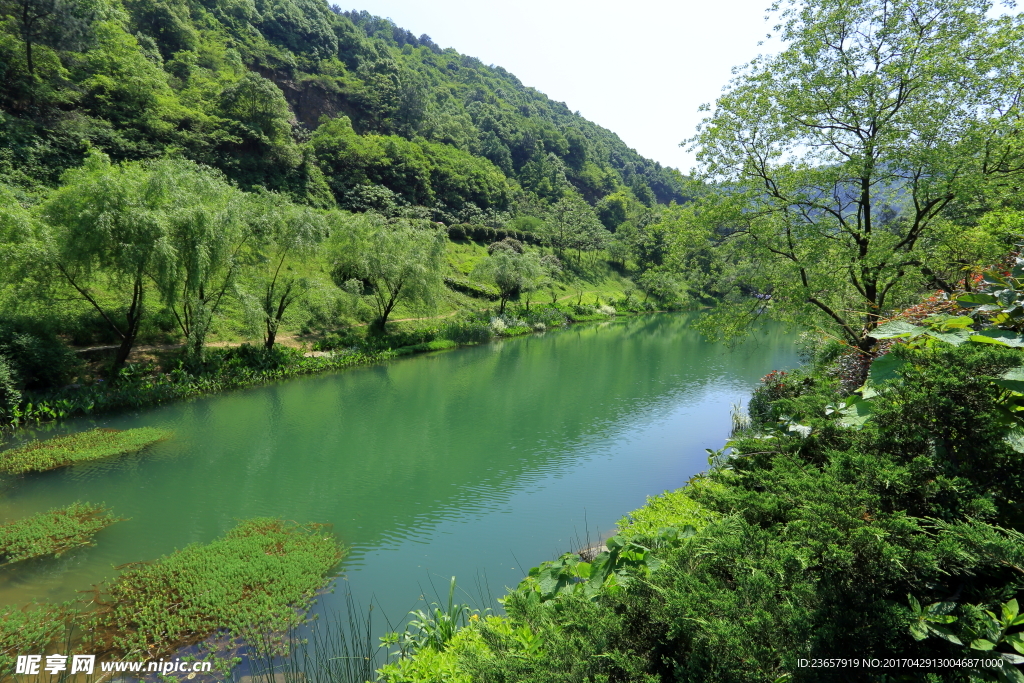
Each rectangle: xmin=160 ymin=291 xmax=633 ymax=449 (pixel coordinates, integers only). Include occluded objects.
xmin=264 ymin=320 xmax=277 ymax=349
xmin=110 ymin=277 xmax=145 ymax=378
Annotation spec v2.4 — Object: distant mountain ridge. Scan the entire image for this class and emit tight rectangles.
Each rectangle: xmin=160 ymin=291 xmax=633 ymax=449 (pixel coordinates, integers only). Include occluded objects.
xmin=0 ymin=0 xmax=686 ymax=222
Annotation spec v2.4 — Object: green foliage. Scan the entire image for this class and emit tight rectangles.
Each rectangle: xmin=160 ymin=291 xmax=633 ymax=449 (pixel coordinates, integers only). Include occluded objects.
xmin=382 ymin=577 xmax=478 ymax=658
xmin=475 ymin=249 xmax=545 ymax=314
xmin=910 ymin=595 xmax=1024 ymax=681
xmin=87 ymin=518 xmax=343 ymax=658
xmin=0 ymin=355 xmax=19 ymax=416
xmin=516 ymin=530 xmax=677 ymax=604
xmin=616 ymin=481 xmax=723 ymax=540
xmin=329 ymin=213 xmax=446 ymax=329
xmin=955 ymin=256 xmax=1024 ymax=338
xmin=0 ymin=603 xmax=73 ymax=673
xmin=0 ymin=426 xmax=171 ymax=473
xmin=0 ymin=501 xmax=120 ymax=564
xmin=681 ymin=0 xmax=1024 ymax=350
xmin=439 ymin=316 xmax=493 ymax=344
xmin=310 ymin=117 xmax=513 ymax=221
xmin=0 ymin=319 xmax=82 ymax=390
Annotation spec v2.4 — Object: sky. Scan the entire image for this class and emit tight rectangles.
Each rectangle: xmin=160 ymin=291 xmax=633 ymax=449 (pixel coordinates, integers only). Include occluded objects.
xmin=342 ymin=0 xmax=783 ymax=173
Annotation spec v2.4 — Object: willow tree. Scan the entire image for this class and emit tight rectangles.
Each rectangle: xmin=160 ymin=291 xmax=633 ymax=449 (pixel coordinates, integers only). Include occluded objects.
xmin=41 ymin=152 xmax=175 ymax=373
xmin=681 ymin=0 xmax=1024 ymax=351
xmin=153 ymin=161 xmax=250 ymax=360
xmin=243 ymin=194 xmax=328 ymax=349
xmin=477 ymin=249 xmax=545 ymax=314
xmin=329 ymin=213 xmax=446 ymax=330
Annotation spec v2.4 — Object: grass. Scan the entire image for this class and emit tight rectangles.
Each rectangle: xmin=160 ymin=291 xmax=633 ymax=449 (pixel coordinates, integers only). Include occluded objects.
xmin=86 ymin=518 xmax=344 ymax=661
xmin=0 ymin=502 xmax=121 ymax=565
xmin=0 ymin=426 xmax=172 ymax=474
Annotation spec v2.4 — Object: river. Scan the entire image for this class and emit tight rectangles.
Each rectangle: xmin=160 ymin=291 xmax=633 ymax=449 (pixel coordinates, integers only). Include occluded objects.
xmin=0 ymin=314 xmax=797 ymax=653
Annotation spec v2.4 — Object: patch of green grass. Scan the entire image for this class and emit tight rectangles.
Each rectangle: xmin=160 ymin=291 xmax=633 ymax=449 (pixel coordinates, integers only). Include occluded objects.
xmin=88 ymin=518 xmax=344 ymax=660
xmin=396 ymin=339 xmax=461 ymax=355
xmin=0 ymin=426 xmax=172 ymax=474
xmin=616 ymin=478 xmax=724 ymax=539
xmin=0 ymin=502 xmax=121 ymax=565
xmin=0 ymin=603 xmax=74 ymax=673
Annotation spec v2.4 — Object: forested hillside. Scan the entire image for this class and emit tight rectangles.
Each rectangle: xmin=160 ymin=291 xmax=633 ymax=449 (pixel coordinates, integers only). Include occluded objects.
xmin=0 ymin=0 xmax=685 ymax=221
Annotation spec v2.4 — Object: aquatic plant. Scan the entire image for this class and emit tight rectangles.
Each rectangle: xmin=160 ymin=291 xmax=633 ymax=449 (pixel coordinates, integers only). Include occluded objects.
xmin=0 ymin=603 xmax=75 ymax=674
xmin=0 ymin=502 xmax=121 ymax=565
xmin=0 ymin=427 xmax=172 ymax=474
xmin=86 ymin=518 xmax=344 ymax=660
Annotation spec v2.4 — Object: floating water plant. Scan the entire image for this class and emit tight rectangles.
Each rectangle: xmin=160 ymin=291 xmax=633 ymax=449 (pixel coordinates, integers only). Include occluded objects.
xmin=0 ymin=502 xmax=121 ymax=565
xmin=0 ymin=426 xmax=171 ymax=474
xmin=87 ymin=518 xmax=344 ymax=660
xmin=0 ymin=603 xmax=74 ymax=673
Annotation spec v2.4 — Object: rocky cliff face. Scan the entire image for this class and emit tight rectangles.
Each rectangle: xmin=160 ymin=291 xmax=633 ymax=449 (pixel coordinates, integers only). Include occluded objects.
xmin=255 ymin=68 xmax=359 ymax=130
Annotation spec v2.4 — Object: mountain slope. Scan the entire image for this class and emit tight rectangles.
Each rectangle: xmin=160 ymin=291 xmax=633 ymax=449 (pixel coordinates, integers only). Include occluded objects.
xmin=0 ymin=0 xmax=686 ymax=223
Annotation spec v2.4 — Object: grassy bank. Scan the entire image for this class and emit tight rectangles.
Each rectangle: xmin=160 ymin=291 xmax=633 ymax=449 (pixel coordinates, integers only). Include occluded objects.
xmin=1 ymin=302 xmax=643 ymax=437
xmin=375 ymin=333 xmax=1024 ymax=682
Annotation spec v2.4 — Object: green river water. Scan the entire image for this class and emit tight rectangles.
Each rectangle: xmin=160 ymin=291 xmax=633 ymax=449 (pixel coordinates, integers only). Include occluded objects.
xmin=0 ymin=314 xmax=797 ymax=640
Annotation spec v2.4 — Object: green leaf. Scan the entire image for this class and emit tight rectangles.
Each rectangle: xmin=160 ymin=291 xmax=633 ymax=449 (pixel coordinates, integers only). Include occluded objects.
xmin=1000 ymin=652 xmax=1024 ymax=666
xmin=924 ymin=328 xmax=971 ymax=345
xmin=972 ymin=638 xmax=997 ymax=651
xmin=995 ymin=367 xmax=1024 ymax=394
xmin=868 ymin=353 xmax=906 ymax=386
xmin=996 ymin=662 xmax=1024 ymax=683
xmin=838 ymin=397 xmax=873 ymax=427
xmin=923 ymin=315 xmax=975 ymax=330
xmin=970 ymin=330 xmax=1024 ymax=348
xmin=1006 ymin=632 xmax=1024 ymax=655
xmin=1004 ymin=599 xmax=1020 ymax=625
xmin=871 ymin=320 xmax=924 ymax=339
xmin=926 ymin=624 xmax=963 ymax=645
xmin=956 ymin=292 xmax=999 ymax=306
xmin=536 ymin=569 xmax=561 ymax=597
xmin=926 ymin=601 xmax=959 ymax=617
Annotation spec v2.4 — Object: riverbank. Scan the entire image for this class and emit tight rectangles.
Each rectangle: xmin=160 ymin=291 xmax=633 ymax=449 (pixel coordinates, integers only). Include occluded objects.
xmin=374 ymin=327 xmax=1024 ymax=682
xmin=0 ymin=303 xmax=653 ymax=439
xmin=0 ymin=314 xmax=790 ymax=683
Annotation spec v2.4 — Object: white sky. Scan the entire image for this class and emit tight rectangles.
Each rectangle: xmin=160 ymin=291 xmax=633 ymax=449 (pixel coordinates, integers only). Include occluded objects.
xmin=343 ymin=0 xmax=782 ymax=174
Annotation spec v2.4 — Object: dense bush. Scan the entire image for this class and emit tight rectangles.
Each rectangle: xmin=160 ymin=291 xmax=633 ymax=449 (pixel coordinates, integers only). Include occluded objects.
xmin=0 ymin=320 xmax=82 ymax=390
xmin=440 ymin=316 xmax=493 ymax=344
xmin=0 ymin=357 xmax=19 ymax=417
xmin=747 ymin=369 xmax=799 ymax=426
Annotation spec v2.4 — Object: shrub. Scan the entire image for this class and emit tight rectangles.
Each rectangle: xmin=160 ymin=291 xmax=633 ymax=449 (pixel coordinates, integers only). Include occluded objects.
xmin=440 ymin=316 xmax=493 ymax=344
xmin=0 ymin=321 xmax=82 ymax=390
xmin=0 ymin=356 xmax=19 ymax=418
xmin=747 ymin=370 xmax=794 ymax=426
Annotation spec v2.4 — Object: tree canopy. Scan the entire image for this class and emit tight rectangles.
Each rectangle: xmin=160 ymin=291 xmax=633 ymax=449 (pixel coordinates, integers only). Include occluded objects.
xmin=679 ymin=0 xmax=1024 ymax=350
